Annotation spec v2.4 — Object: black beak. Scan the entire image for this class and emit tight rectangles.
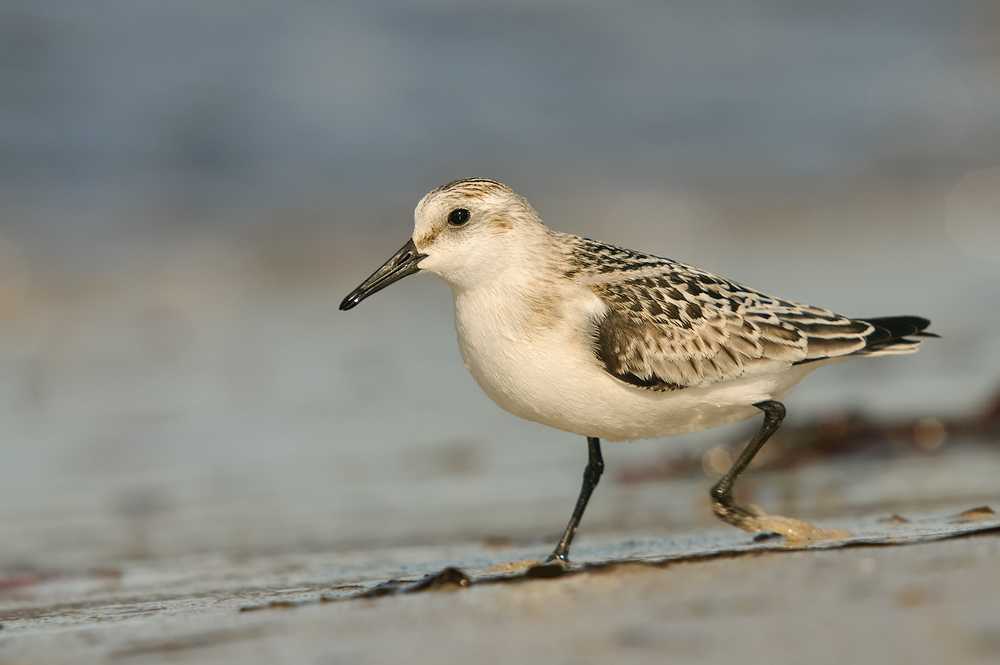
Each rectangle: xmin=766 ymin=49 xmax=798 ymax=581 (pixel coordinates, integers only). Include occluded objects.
xmin=340 ymin=238 xmax=427 ymax=311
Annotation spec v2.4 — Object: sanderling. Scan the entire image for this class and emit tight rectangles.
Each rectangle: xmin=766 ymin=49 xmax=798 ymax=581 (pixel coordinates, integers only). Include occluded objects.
xmin=340 ymin=178 xmax=935 ymax=562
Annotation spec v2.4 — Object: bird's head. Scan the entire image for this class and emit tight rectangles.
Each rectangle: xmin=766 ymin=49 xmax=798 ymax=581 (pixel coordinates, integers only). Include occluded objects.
xmin=340 ymin=178 xmax=546 ymax=310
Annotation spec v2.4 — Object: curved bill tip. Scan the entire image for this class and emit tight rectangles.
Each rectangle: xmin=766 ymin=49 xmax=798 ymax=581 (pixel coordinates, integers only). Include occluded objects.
xmin=340 ymin=238 xmax=426 ymax=311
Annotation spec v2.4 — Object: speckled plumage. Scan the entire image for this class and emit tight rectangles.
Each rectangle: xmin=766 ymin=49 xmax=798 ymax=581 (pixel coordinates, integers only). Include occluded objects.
xmin=559 ymin=234 xmax=924 ymax=393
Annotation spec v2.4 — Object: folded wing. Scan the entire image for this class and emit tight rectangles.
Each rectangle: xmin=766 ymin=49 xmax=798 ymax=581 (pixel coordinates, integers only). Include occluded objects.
xmin=568 ymin=239 xmax=930 ymax=391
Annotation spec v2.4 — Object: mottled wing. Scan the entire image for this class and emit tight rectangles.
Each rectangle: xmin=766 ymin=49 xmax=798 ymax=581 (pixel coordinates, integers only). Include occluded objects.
xmin=565 ymin=237 xmax=874 ymax=391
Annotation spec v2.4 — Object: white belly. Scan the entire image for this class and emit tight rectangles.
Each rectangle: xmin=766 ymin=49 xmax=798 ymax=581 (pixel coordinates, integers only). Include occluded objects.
xmin=452 ymin=284 xmax=818 ymax=442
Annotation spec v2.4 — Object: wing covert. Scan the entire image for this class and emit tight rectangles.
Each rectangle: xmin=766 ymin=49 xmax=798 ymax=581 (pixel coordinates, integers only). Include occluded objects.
xmin=568 ymin=238 xmax=874 ymax=390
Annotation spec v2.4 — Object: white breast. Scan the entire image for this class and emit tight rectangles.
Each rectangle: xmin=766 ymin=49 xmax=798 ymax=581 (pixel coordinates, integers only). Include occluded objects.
xmin=450 ymin=278 xmax=820 ymax=442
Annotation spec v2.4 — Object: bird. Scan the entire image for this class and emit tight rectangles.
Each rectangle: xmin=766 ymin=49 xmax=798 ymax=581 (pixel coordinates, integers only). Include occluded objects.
xmin=340 ymin=177 xmax=935 ymax=563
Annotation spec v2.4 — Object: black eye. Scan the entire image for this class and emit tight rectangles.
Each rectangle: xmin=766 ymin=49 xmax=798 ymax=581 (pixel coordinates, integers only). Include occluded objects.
xmin=447 ymin=208 xmax=471 ymax=226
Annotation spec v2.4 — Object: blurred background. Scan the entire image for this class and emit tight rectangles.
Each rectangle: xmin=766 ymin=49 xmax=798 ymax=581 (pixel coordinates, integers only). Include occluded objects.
xmin=1 ymin=0 xmax=999 ymax=570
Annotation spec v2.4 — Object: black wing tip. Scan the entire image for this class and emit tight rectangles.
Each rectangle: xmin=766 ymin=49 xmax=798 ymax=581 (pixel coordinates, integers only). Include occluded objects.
xmin=858 ymin=315 xmax=936 ymax=348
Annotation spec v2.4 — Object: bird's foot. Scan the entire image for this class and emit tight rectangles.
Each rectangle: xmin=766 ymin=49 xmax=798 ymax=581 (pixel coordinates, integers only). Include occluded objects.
xmin=738 ymin=514 xmax=851 ymax=547
xmin=712 ymin=493 xmax=850 ymax=546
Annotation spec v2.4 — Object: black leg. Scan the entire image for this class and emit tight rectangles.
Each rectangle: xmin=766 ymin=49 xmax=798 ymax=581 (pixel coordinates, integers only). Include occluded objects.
xmin=547 ymin=437 xmax=604 ymax=563
xmin=710 ymin=400 xmax=786 ymax=529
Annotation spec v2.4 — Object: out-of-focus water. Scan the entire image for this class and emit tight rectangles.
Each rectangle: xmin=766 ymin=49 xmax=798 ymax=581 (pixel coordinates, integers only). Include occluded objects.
xmin=1 ymin=0 xmax=998 ymax=248
xmin=0 ymin=1 xmax=998 ymax=565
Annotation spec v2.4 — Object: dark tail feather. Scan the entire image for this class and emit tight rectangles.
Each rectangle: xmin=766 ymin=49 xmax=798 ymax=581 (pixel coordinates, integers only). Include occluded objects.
xmin=858 ymin=316 xmax=937 ymax=352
